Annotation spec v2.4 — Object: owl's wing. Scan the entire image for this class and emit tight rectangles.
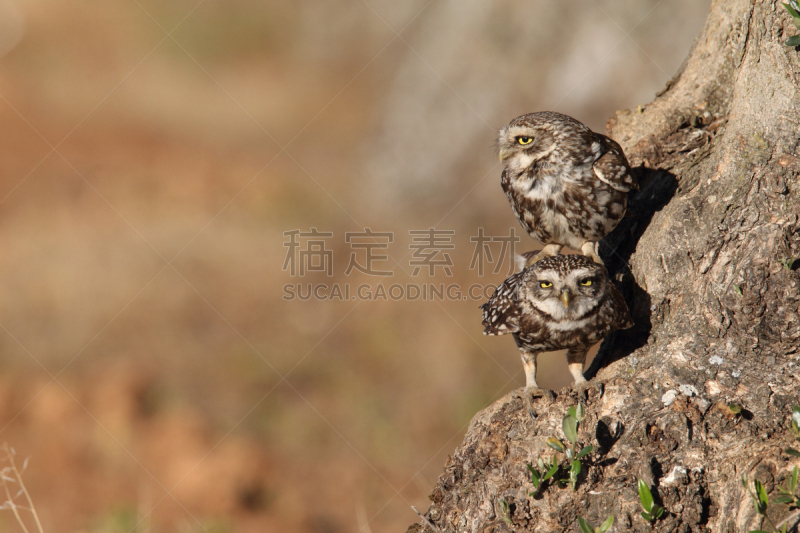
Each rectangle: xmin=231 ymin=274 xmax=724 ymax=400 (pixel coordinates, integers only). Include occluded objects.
xmin=591 ymin=133 xmax=639 ymax=192
xmin=607 ymin=282 xmax=634 ymax=330
xmin=480 ymin=273 xmax=523 ymax=335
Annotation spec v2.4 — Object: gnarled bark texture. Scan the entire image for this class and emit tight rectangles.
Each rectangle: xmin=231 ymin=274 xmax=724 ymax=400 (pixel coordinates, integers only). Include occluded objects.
xmin=408 ymin=0 xmax=800 ymax=531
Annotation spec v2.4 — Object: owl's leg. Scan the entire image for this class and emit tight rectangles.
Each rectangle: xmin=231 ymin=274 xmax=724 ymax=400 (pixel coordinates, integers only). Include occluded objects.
xmin=520 ymin=350 xmax=539 ymax=389
xmin=523 ymin=244 xmax=563 ymax=269
xmin=519 ymin=350 xmax=544 ymax=421
xmin=580 ymin=241 xmax=603 ymax=265
xmin=566 ymin=347 xmax=588 ymax=384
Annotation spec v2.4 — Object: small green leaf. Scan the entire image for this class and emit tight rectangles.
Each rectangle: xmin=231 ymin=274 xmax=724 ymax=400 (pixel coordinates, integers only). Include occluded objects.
xmin=576 ymin=402 xmax=585 ymax=422
xmin=638 ymin=479 xmax=654 ymax=512
xmin=576 ymin=445 xmax=594 ymax=460
xmin=786 ymin=34 xmax=800 ymax=47
xmin=733 ymin=285 xmax=743 ymax=296
xmin=774 ymin=495 xmax=795 ymax=504
xmin=529 ymin=465 xmax=541 ymax=487
xmin=742 ymin=473 xmax=749 ymax=490
xmin=599 ymin=515 xmax=614 ymax=532
xmin=728 ymin=403 xmax=742 ymax=415
xmin=568 ymin=406 xmax=577 ymax=419
xmin=783 ymin=2 xmax=800 ymax=28
xmin=547 ymin=437 xmax=566 ymax=453
xmin=791 ymin=465 xmax=798 ymax=492
xmin=538 ymin=457 xmax=545 ymax=470
xmin=641 ymin=512 xmax=653 ymax=522
xmin=543 ymin=463 xmax=559 ymax=482
xmin=748 ymin=530 xmax=772 ymax=533
xmin=563 ymin=415 xmax=579 ymax=444
xmin=755 ymin=480 xmax=769 ymax=513
xmin=578 ymin=516 xmax=593 ymax=533
xmin=498 ymin=498 xmax=514 ymax=525
xmin=570 ymin=460 xmax=582 ymax=489
xmin=653 ymin=506 xmax=664 ymax=519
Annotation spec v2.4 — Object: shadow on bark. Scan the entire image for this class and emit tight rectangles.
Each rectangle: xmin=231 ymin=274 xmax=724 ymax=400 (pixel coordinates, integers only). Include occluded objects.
xmin=587 ymin=167 xmax=679 ymax=379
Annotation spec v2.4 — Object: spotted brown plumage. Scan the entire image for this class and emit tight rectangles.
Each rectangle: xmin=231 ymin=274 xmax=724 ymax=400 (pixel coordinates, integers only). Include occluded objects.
xmin=481 ymin=254 xmax=632 ymax=389
xmin=497 ymin=111 xmax=638 ymax=266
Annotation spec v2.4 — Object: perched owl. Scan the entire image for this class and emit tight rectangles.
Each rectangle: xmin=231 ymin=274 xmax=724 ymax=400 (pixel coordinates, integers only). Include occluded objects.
xmin=498 ymin=112 xmax=638 ymax=267
xmin=481 ymin=254 xmax=632 ymax=389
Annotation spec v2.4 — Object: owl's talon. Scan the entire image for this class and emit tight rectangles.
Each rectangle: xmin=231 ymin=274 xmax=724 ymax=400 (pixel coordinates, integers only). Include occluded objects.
xmin=523 ymin=254 xmax=542 ymax=269
xmin=526 ymin=387 xmax=555 ymax=402
xmin=580 ymin=241 xmax=605 ymax=266
xmin=526 ymin=398 xmax=536 ymax=421
xmin=522 ymin=244 xmax=563 ymax=270
xmin=515 ymin=388 xmax=537 ymax=421
xmin=572 ymin=379 xmax=604 ymax=399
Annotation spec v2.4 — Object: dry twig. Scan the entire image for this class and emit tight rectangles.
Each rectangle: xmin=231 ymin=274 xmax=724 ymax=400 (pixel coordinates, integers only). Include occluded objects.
xmin=0 ymin=443 xmax=44 ymax=533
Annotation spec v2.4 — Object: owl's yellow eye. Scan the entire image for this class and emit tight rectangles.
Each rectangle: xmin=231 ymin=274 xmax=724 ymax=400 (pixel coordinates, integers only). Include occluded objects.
xmin=580 ymin=278 xmax=593 ymax=286
xmin=539 ymin=281 xmax=552 ymax=288
xmin=517 ymin=136 xmax=533 ymax=145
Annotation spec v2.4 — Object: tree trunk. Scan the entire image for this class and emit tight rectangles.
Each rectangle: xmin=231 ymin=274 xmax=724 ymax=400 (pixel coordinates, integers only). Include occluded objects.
xmin=408 ymin=0 xmax=800 ymax=531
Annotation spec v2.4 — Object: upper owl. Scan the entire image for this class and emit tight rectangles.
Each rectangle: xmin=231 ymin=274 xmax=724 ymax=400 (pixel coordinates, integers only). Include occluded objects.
xmin=497 ymin=112 xmax=638 ymax=267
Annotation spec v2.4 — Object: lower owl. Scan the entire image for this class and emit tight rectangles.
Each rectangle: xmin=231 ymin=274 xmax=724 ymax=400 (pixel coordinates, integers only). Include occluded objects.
xmin=481 ymin=254 xmax=632 ymax=389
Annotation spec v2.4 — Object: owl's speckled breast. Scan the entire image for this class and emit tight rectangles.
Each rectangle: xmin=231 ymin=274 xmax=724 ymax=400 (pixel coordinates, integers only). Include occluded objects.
xmin=503 ymin=165 xmax=627 ymax=249
xmin=514 ymin=307 xmax=614 ymax=353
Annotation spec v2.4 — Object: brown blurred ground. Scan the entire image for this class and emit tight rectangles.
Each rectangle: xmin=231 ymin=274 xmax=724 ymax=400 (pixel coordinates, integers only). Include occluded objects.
xmin=0 ymin=1 xmax=708 ymax=532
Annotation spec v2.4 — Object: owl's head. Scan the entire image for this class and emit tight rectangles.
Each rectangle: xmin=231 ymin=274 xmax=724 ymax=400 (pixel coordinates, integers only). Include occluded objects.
xmin=497 ymin=112 xmax=588 ymax=172
xmin=519 ymin=254 xmax=609 ymax=321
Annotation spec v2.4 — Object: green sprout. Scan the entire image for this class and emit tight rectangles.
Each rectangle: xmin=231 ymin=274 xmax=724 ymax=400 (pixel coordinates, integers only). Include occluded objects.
xmin=783 ymin=2 xmax=800 ymax=47
xmin=638 ymin=479 xmax=665 ymax=522
xmin=578 ymin=515 xmax=614 ymax=533
xmin=527 ymin=402 xmax=594 ymax=496
xmin=778 ymin=257 xmax=797 ymax=270
xmin=788 ymin=406 xmax=800 ymax=447
xmin=528 ymin=455 xmax=559 ymax=497
xmin=498 ymin=498 xmax=515 ymax=526
xmin=773 ymin=466 xmax=800 ymax=509
xmin=562 ymin=403 xmax=594 ymax=490
xmin=740 ymin=407 xmax=800 ymax=533
xmin=742 ymin=474 xmax=787 ymax=533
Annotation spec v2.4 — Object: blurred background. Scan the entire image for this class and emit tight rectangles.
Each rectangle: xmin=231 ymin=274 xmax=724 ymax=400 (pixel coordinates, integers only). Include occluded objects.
xmin=0 ymin=1 xmax=709 ymax=532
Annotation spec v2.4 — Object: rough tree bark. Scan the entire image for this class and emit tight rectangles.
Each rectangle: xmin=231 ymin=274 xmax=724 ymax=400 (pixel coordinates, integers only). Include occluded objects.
xmin=408 ymin=1 xmax=800 ymax=531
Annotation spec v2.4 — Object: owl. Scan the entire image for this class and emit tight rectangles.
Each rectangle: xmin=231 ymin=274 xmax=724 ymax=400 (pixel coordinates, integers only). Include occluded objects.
xmin=498 ymin=111 xmax=638 ymax=267
xmin=481 ymin=254 xmax=632 ymax=389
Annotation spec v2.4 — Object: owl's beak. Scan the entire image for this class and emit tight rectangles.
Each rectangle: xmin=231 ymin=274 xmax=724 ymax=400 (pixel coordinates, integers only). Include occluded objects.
xmin=560 ymin=288 xmax=572 ymax=308
xmin=498 ymin=148 xmax=511 ymax=162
